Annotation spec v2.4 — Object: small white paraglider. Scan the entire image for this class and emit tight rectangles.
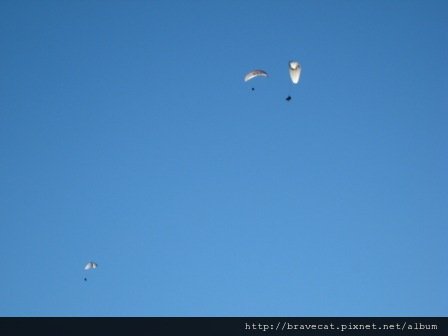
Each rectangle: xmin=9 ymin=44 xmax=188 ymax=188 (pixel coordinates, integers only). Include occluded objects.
xmin=84 ymin=262 xmax=98 ymax=281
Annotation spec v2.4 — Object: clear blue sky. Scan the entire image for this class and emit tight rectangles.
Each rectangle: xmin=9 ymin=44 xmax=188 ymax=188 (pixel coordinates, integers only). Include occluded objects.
xmin=0 ymin=0 xmax=447 ymax=316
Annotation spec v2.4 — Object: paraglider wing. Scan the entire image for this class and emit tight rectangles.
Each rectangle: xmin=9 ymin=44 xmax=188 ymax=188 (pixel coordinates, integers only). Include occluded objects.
xmin=244 ymin=69 xmax=268 ymax=82
xmin=289 ymin=61 xmax=301 ymax=84
xmin=84 ymin=262 xmax=98 ymax=270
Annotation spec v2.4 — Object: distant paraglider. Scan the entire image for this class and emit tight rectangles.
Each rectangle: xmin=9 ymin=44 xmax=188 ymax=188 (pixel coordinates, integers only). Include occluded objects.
xmin=286 ymin=61 xmax=301 ymax=101
xmin=84 ymin=262 xmax=98 ymax=281
xmin=245 ymin=69 xmax=268 ymax=92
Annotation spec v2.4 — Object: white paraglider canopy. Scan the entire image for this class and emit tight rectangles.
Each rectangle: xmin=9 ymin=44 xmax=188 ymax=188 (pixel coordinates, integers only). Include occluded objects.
xmin=244 ymin=69 xmax=268 ymax=82
xmin=84 ymin=261 xmax=98 ymax=270
xmin=288 ymin=61 xmax=301 ymax=84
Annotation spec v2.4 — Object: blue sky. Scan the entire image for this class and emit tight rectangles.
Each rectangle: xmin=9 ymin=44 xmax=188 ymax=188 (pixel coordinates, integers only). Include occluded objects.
xmin=0 ymin=0 xmax=447 ymax=316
